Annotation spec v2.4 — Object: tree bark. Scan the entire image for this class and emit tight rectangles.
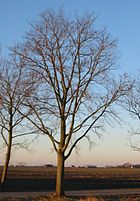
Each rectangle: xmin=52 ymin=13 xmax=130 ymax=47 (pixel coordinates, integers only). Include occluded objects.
xmin=1 ymin=133 xmax=12 ymax=188
xmin=56 ymin=151 xmax=65 ymax=197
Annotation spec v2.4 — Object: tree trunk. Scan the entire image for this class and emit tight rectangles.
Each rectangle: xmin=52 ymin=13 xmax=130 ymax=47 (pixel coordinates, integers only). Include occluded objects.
xmin=56 ymin=151 xmax=65 ymax=197
xmin=1 ymin=134 xmax=12 ymax=188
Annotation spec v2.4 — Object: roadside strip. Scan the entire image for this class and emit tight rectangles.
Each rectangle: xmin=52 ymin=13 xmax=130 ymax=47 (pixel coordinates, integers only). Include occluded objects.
xmin=0 ymin=189 xmax=140 ymax=198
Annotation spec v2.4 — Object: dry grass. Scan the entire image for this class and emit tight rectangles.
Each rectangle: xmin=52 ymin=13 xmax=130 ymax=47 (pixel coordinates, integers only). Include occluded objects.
xmin=1 ymin=196 xmax=140 ymax=201
xmin=35 ymin=195 xmax=140 ymax=201
xmin=36 ymin=196 xmax=102 ymax=201
xmin=79 ymin=197 xmax=103 ymax=201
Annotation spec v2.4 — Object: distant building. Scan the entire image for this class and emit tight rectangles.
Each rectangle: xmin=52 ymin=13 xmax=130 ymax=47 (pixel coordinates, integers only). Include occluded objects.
xmin=117 ymin=162 xmax=133 ymax=168
xmin=133 ymin=164 xmax=140 ymax=168
xmin=86 ymin=165 xmax=97 ymax=168
xmin=71 ymin=165 xmax=76 ymax=168
xmin=44 ymin=164 xmax=54 ymax=168
xmin=123 ymin=162 xmax=133 ymax=168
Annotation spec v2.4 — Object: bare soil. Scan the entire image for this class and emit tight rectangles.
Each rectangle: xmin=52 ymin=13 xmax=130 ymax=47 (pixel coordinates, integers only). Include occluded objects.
xmin=1 ymin=167 xmax=140 ymax=200
xmin=0 ymin=167 xmax=140 ymax=192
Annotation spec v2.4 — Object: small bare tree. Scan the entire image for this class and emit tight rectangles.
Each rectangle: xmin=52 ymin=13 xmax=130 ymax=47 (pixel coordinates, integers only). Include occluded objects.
xmin=0 ymin=57 xmax=37 ymax=188
xmin=12 ymin=10 xmax=132 ymax=196
xmin=123 ymin=73 xmax=140 ymax=150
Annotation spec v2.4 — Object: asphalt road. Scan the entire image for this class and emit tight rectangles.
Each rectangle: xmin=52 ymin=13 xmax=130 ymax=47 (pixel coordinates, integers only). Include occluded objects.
xmin=0 ymin=188 xmax=140 ymax=198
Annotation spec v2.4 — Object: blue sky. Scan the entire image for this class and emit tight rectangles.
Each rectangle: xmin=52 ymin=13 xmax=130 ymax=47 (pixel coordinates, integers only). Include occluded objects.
xmin=1 ymin=0 xmax=140 ymax=166
xmin=1 ymin=0 xmax=140 ymax=72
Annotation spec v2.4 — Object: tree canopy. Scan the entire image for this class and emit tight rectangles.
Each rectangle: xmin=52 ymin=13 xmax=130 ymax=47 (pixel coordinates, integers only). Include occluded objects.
xmin=1 ymin=9 xmax=133 ymax=196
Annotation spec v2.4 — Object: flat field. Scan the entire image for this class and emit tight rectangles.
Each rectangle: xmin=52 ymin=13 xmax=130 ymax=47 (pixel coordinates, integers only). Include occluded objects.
xmin=0 ymin=167 xmax=140 ymax=192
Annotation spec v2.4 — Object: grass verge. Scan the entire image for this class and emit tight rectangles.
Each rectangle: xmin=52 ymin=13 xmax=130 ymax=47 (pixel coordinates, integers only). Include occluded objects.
xmin=1 ymin=194 xmax=140 ymax=201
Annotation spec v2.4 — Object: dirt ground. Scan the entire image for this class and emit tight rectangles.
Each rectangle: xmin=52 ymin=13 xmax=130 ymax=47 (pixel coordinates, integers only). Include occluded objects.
xmin=0 ymin=167 xmax=140 ymax=192
xmin=1 ymin=167 xmax=140 ymax=200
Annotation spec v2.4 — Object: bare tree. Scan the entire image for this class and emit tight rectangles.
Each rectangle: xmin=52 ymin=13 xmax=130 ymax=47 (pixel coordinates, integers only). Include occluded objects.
xmin=122 ymin=73 xmax=140 ymax=150
xmin=0 ymin=57 xmax=37 ymax=188
xmin=12 ymin=10 xmax=132 ymax=196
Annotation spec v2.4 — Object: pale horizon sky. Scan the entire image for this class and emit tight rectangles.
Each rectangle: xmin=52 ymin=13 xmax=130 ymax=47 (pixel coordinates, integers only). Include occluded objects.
xmin=0 ymin=0 xmax=140 ymax=167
